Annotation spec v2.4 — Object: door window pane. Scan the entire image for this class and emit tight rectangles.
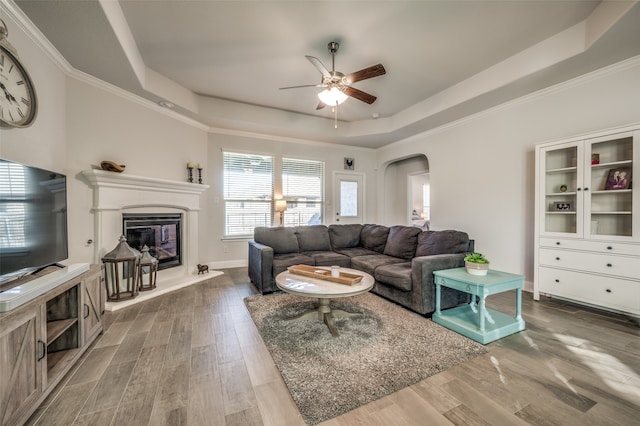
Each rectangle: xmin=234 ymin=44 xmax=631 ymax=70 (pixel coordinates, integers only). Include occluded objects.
xmin=340 ymin=181 xmax=358 ymax=217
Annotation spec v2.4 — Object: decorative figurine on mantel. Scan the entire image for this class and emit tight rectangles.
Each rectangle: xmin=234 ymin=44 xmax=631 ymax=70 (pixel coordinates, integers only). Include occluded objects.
xmin=197 ymin=264 xmax=209 ymax=274
xmin=100 ymin=160 xmax=125 ymax=173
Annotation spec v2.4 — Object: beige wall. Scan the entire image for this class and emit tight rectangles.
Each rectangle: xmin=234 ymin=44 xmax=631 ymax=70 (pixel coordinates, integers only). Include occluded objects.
xmin=204 ymin=132 xmax=377 ymax=265
xmin=64 ymin=78 xmax=209 ymax=264
xmin=0 ymin=10 xmax=378 ymax=270
xmin=377 ymin=58 xmax=640 ymax=290
xmin=0 ymin=12 xmax=67 ymax=172
xmin=3 ymin=5 xmax=640 ymax=281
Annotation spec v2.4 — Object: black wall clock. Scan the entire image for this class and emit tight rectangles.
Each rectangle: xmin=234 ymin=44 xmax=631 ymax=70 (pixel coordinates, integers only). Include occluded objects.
xmin=0 ymin=19 xmax=37 ymax=128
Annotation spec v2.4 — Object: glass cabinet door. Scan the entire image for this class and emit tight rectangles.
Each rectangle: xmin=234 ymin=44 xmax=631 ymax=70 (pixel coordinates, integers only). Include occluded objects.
xmin=586 ymin=132 xmax=634 ymax=239
xmin=541 ymin=142 xmax=583 ymax=237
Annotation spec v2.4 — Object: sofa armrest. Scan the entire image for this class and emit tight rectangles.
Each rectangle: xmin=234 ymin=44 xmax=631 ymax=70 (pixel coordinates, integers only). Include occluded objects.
xmin=411 ymin=253 xmax=468 ymax=313
xmin=412 ymin=253 xmax=466 ymax=277
xmin=248 ymin=240 xmax=274 ymax=294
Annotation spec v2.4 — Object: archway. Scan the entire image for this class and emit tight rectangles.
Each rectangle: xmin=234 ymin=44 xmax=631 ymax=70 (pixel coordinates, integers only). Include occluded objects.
xmin=382 ymin=154 xmax=429 ymax=225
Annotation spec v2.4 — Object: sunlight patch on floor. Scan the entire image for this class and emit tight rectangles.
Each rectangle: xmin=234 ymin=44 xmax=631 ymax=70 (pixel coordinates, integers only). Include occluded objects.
xmin=546 ymin=361 xmax=578 ymax=395
xmin=490 ymin=356 xmax=506 ymax=384
xmin=522 ymin=333 xmax=539 ymax=350
xmin=554 ymin=333 xmax=640 ymax=402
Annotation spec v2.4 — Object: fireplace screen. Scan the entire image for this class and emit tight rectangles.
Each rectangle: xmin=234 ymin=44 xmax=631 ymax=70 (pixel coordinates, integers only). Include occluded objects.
xmin=122 ymin=213 xmax=182 ymax=270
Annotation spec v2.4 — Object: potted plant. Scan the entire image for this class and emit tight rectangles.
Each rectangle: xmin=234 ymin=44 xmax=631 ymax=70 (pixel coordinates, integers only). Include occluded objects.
xmin=464 ymin=252 xmax=490 ymax=276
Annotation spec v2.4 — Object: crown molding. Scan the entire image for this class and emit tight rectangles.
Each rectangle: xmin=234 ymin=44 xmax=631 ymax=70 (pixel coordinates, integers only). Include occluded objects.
xmin=5 ymin=0 xmax=640 ymax=150
xmin=209 ymin=125 xmax=375 ymax=151
xmin=387 ymin=54 xmax=640 ymax=150
xmin=2 ymin=0 xmax=210 ymax=132
xmin=1 ymin=0 xmax=72 ymax=73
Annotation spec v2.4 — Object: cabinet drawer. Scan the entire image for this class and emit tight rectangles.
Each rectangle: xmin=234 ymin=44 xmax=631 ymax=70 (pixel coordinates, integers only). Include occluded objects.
xmin=539 ymin=248 xmax=640 ymax=280
xmin=538 ymin=267 xmax=640 ymax=314
xmin=539 ymin=238 xmax=640 ymax=256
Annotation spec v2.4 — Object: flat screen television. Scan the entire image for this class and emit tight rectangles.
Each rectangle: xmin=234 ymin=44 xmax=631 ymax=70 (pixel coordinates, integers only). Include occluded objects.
xmin=0 ymin=158 xmax=68 ymax=286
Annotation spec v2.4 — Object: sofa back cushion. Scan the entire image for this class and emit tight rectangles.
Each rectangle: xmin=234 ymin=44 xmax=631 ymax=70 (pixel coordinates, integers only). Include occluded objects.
xmin=415 ymin=230 xmax=470 ymax=257
xmin=296 ymin=225 xmax=331 ymax=252
xmin=328 ymin=224 xmax=363 ymax=249
xmin=383 ymin=226 xmax=422 ymax=260
xmin=254 ymin=226 xmax=299 ymax=254
xmin=360 ymin=224 xmax=389 ymax=253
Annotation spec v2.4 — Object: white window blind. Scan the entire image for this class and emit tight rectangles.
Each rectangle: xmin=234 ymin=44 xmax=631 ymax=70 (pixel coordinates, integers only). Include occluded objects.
xmin=223 ymin=152 xmax=273 ymax=236
xmin=0 ymin=162 xmax=27 ymax=248
xmin=282 ymin=158 xmax=324 ymax=226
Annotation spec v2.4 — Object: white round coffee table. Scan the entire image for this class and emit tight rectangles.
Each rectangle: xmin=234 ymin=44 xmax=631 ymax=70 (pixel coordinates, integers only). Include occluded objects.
xmin=275 ymin=267 xmax=374 ymax=337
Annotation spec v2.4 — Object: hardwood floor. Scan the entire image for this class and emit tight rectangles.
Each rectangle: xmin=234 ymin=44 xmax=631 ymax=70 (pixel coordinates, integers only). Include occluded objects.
xmin=27 ymin=268 xmax=639 ymax=426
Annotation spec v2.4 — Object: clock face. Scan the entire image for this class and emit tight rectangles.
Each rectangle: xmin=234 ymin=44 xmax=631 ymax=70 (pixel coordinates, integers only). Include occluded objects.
xmin=0 ymin=45 xmax=37 ymax=127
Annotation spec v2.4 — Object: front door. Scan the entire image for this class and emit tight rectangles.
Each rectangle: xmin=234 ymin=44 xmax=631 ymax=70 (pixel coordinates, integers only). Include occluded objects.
xmin=333 ymin=172 xmax=364 ymax=224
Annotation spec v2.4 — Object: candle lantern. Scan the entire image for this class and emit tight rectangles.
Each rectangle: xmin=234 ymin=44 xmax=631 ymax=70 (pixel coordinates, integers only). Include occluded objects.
xmin=102 ymin=235 xmax=141 ymax=301
xmin=138 ymin=245 xmax=158 ymax=291
xmin=197 ymin=163 xmax=203 ymax=184
xmin=187 ymin=162 xmax=194 ymax=183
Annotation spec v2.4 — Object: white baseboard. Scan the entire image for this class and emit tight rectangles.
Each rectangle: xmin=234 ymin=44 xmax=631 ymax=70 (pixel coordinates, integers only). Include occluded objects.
xmin=208 ymin=259 xmax=248 ymax=269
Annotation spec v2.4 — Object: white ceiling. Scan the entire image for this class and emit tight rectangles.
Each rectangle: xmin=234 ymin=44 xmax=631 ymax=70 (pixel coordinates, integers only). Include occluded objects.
xmin=13 ymin=0 xmax=640 ymax=147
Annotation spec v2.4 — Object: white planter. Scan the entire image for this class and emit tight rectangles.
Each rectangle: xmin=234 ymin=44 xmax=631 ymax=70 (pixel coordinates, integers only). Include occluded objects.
xmin=465 ymin=261 xmax=489 ymax=276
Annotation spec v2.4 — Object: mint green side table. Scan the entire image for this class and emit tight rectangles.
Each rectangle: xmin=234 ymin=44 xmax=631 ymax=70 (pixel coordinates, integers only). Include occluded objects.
xmin=432 ymin=267 xmax=525 ymax=344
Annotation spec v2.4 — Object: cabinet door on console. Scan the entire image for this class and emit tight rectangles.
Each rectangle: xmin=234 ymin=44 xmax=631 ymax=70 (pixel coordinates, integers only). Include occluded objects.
xmin=0 ymin=307 xmax=44 ymax=426
xmin=81 ymin=266 xmax=103 ymax=345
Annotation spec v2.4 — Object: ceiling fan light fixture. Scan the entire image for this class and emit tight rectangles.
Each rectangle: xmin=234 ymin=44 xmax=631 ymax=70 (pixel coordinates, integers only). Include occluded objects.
xmin=318 ymin=87 xmax=348 ymax=106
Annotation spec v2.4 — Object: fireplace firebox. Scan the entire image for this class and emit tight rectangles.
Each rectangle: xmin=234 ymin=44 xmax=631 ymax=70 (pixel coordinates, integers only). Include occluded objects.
xmin=123 ymin=213 xmax=182 ymax=270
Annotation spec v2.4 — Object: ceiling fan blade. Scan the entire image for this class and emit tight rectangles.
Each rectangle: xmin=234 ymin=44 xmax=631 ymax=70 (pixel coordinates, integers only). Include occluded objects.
xmin=342 ymin=86 xmax=377 ymax=104
xmin=305 ymin=55 xmax=331 ymax=79
xmin=279 ymin=84 xmax=323 ymax=90
xmin=345 ymin=64 xmax=386 ymax=84
xmin=316 ymin=102 xmax=325 ymax=110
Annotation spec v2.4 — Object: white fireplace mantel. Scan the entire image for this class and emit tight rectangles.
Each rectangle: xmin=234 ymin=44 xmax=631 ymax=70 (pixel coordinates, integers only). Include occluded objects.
xmin=82 ymin=169 xmax=209 ymax=211
xmin=82 ymin=169 xmax=211 ymax=309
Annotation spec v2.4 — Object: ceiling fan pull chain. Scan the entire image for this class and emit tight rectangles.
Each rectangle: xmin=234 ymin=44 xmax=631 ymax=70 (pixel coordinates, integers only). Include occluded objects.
xmin=334 ymin=102 xmax=338 ymax=128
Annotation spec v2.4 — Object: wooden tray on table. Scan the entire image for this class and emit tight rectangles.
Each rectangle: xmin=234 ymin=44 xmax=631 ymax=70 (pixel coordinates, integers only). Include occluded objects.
xmin=287 ymin=264 xmax=363 ymax=286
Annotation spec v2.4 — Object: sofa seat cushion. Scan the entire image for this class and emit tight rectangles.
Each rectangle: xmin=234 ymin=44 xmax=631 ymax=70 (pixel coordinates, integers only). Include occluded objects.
xmin=254 ymin=226 xmax=299 ymax=254
xmin=415 ymin=230 xmax=470 ymax=257
xmin=301 ymin=251 xmax=351 ymax=267
xmin=272 ymin=253 xmax=315 ymax=276
xmin=374 ymin=262 xmax=412 ymax=291
xmin=334 ymin=247 xmax=380 ymax=258
xmin=328 ymin=224 xmax=363 ymax=249
xmin=383 ymin=226 xmax=421 ymax=260
xmin=296 ymin=225 xmax=332 ymax=252
xmin=351 ymin=254 xmax=406 ymax=276
xmin=361 ymin=224 xmax=389 ymax=253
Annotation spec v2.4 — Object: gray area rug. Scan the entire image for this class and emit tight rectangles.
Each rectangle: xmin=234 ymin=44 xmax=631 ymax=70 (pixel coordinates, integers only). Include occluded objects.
xmin=244 ymin=292 xmax=488 ymax=425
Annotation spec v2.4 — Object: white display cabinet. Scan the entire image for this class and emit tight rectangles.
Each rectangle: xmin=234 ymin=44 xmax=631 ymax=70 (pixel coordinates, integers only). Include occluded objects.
xmin=534 ymin=124 xmax=639 ymax=317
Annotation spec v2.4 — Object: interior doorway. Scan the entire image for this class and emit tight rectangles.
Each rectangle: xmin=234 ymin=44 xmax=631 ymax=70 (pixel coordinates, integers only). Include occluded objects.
xmin=409 ymin=172 xmax=430 ymax=229
xmin=382 ymin=154 xmax=429 ymax=225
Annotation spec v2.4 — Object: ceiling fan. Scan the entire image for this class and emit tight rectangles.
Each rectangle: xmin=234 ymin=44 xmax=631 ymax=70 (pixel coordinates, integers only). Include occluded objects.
xmin=280 ymin=42 xmax=386 ymax=126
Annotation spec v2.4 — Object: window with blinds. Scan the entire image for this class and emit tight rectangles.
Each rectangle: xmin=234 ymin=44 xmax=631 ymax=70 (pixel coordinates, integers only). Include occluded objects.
xmin=0 ymin=161 xmax=27 ymax=248
xmin=223 ymin=152 xmax=274 ymax=237
xmin=282 ymin=158 xmax=324 ymax=226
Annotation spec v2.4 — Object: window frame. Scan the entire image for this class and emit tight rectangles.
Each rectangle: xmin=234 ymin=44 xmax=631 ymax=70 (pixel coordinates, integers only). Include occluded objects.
xmin=222 ymin=151 xmax=274 ymax=238
xmin=281 ymin=157 xmax=325 ymax=227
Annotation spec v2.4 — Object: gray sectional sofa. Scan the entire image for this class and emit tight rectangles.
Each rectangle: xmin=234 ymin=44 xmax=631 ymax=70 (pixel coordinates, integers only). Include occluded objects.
xmin=248 ymin=224 xmax=474 ymax=315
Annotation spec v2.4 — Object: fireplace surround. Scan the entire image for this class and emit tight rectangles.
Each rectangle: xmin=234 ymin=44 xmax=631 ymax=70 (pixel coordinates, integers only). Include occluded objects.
xmin=82 ymin=169 xmax=211 ymax=310
xmin=123 ymin=213 xmax=182 ymax=271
